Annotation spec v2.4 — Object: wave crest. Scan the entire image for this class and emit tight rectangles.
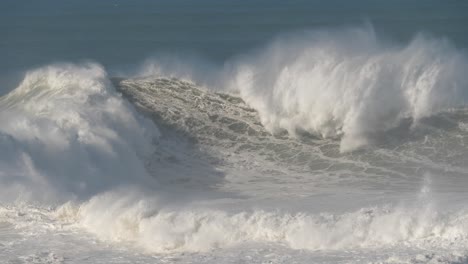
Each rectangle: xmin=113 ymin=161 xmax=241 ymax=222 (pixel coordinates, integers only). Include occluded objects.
xmin=229 ymin=27 xmax=468 ymax=151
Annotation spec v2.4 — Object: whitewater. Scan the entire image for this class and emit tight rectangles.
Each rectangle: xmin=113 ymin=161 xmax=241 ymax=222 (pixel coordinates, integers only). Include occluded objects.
xmin=1 ymin=27 xmax=468 ymax=263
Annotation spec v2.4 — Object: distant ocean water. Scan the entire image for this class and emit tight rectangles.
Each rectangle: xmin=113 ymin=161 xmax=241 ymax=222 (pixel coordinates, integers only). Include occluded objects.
xmin=1 ymin=1 xmax=468 ymax=263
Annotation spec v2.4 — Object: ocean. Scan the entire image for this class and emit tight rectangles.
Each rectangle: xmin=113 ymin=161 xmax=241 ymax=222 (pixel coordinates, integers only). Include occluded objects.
xmin=1 ymin=1 xmax=468 ymax=263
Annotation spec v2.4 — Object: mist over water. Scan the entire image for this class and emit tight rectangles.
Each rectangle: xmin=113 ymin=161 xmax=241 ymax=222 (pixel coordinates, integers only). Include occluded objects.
xmin=1 ymin=1 xmax=468 ymax=263
xmin=229 ymin=28 xmax=468 ymax=152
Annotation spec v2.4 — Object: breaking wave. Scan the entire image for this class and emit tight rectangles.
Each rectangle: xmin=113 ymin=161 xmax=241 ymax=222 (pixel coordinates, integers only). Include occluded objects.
xmin=227 ymin=27 xmax=468 ymax=151
xmin=1 ymin=26 xmax=468 ymax=262
xmin=0 ymin=63 xmax=159 ymax=203
xmin=0 ymin=187 xmax=466 ymax=256
xmin=61 ymin=194 xmax=468 ymax=253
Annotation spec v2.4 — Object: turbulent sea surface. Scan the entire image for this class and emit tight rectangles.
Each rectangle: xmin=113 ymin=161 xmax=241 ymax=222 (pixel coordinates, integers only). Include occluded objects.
xmin=2 ymin=1 xmax=468 ymax=263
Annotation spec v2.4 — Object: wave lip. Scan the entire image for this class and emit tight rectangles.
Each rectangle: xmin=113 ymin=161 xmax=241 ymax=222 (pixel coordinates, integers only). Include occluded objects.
xmin=230 ymin=27 xmax=468 ymax=152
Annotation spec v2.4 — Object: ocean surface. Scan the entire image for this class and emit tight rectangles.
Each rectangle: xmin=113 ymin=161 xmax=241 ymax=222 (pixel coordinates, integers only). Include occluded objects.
xmin=1 ymin=1 xmax=468 ymax=263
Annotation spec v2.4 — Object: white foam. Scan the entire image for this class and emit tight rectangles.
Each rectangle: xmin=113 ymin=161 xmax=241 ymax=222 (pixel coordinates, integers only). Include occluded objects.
xmin=49 ymin=190 xmax=468 ymax=254
xmin=1 ymin=31 xmax=468 ymax=263
xmin=0 ymin=63 xmax=159 ymax=203
xmin=227 ymin=27 xmax=468 ymax=151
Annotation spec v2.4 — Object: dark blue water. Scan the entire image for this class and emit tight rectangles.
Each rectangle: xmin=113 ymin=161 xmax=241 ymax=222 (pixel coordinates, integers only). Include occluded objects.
xmin=2 ymin=0 xmax=468 ymax=91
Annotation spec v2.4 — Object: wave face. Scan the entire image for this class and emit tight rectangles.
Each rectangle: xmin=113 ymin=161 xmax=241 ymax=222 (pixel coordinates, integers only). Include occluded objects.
xmin=115 ymin=77 xmax=468 ymax=195
xmin=228 ymin=27 xmax=468 ymax=152
xmin=0 ymin=63 xmax=159 ymax=203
